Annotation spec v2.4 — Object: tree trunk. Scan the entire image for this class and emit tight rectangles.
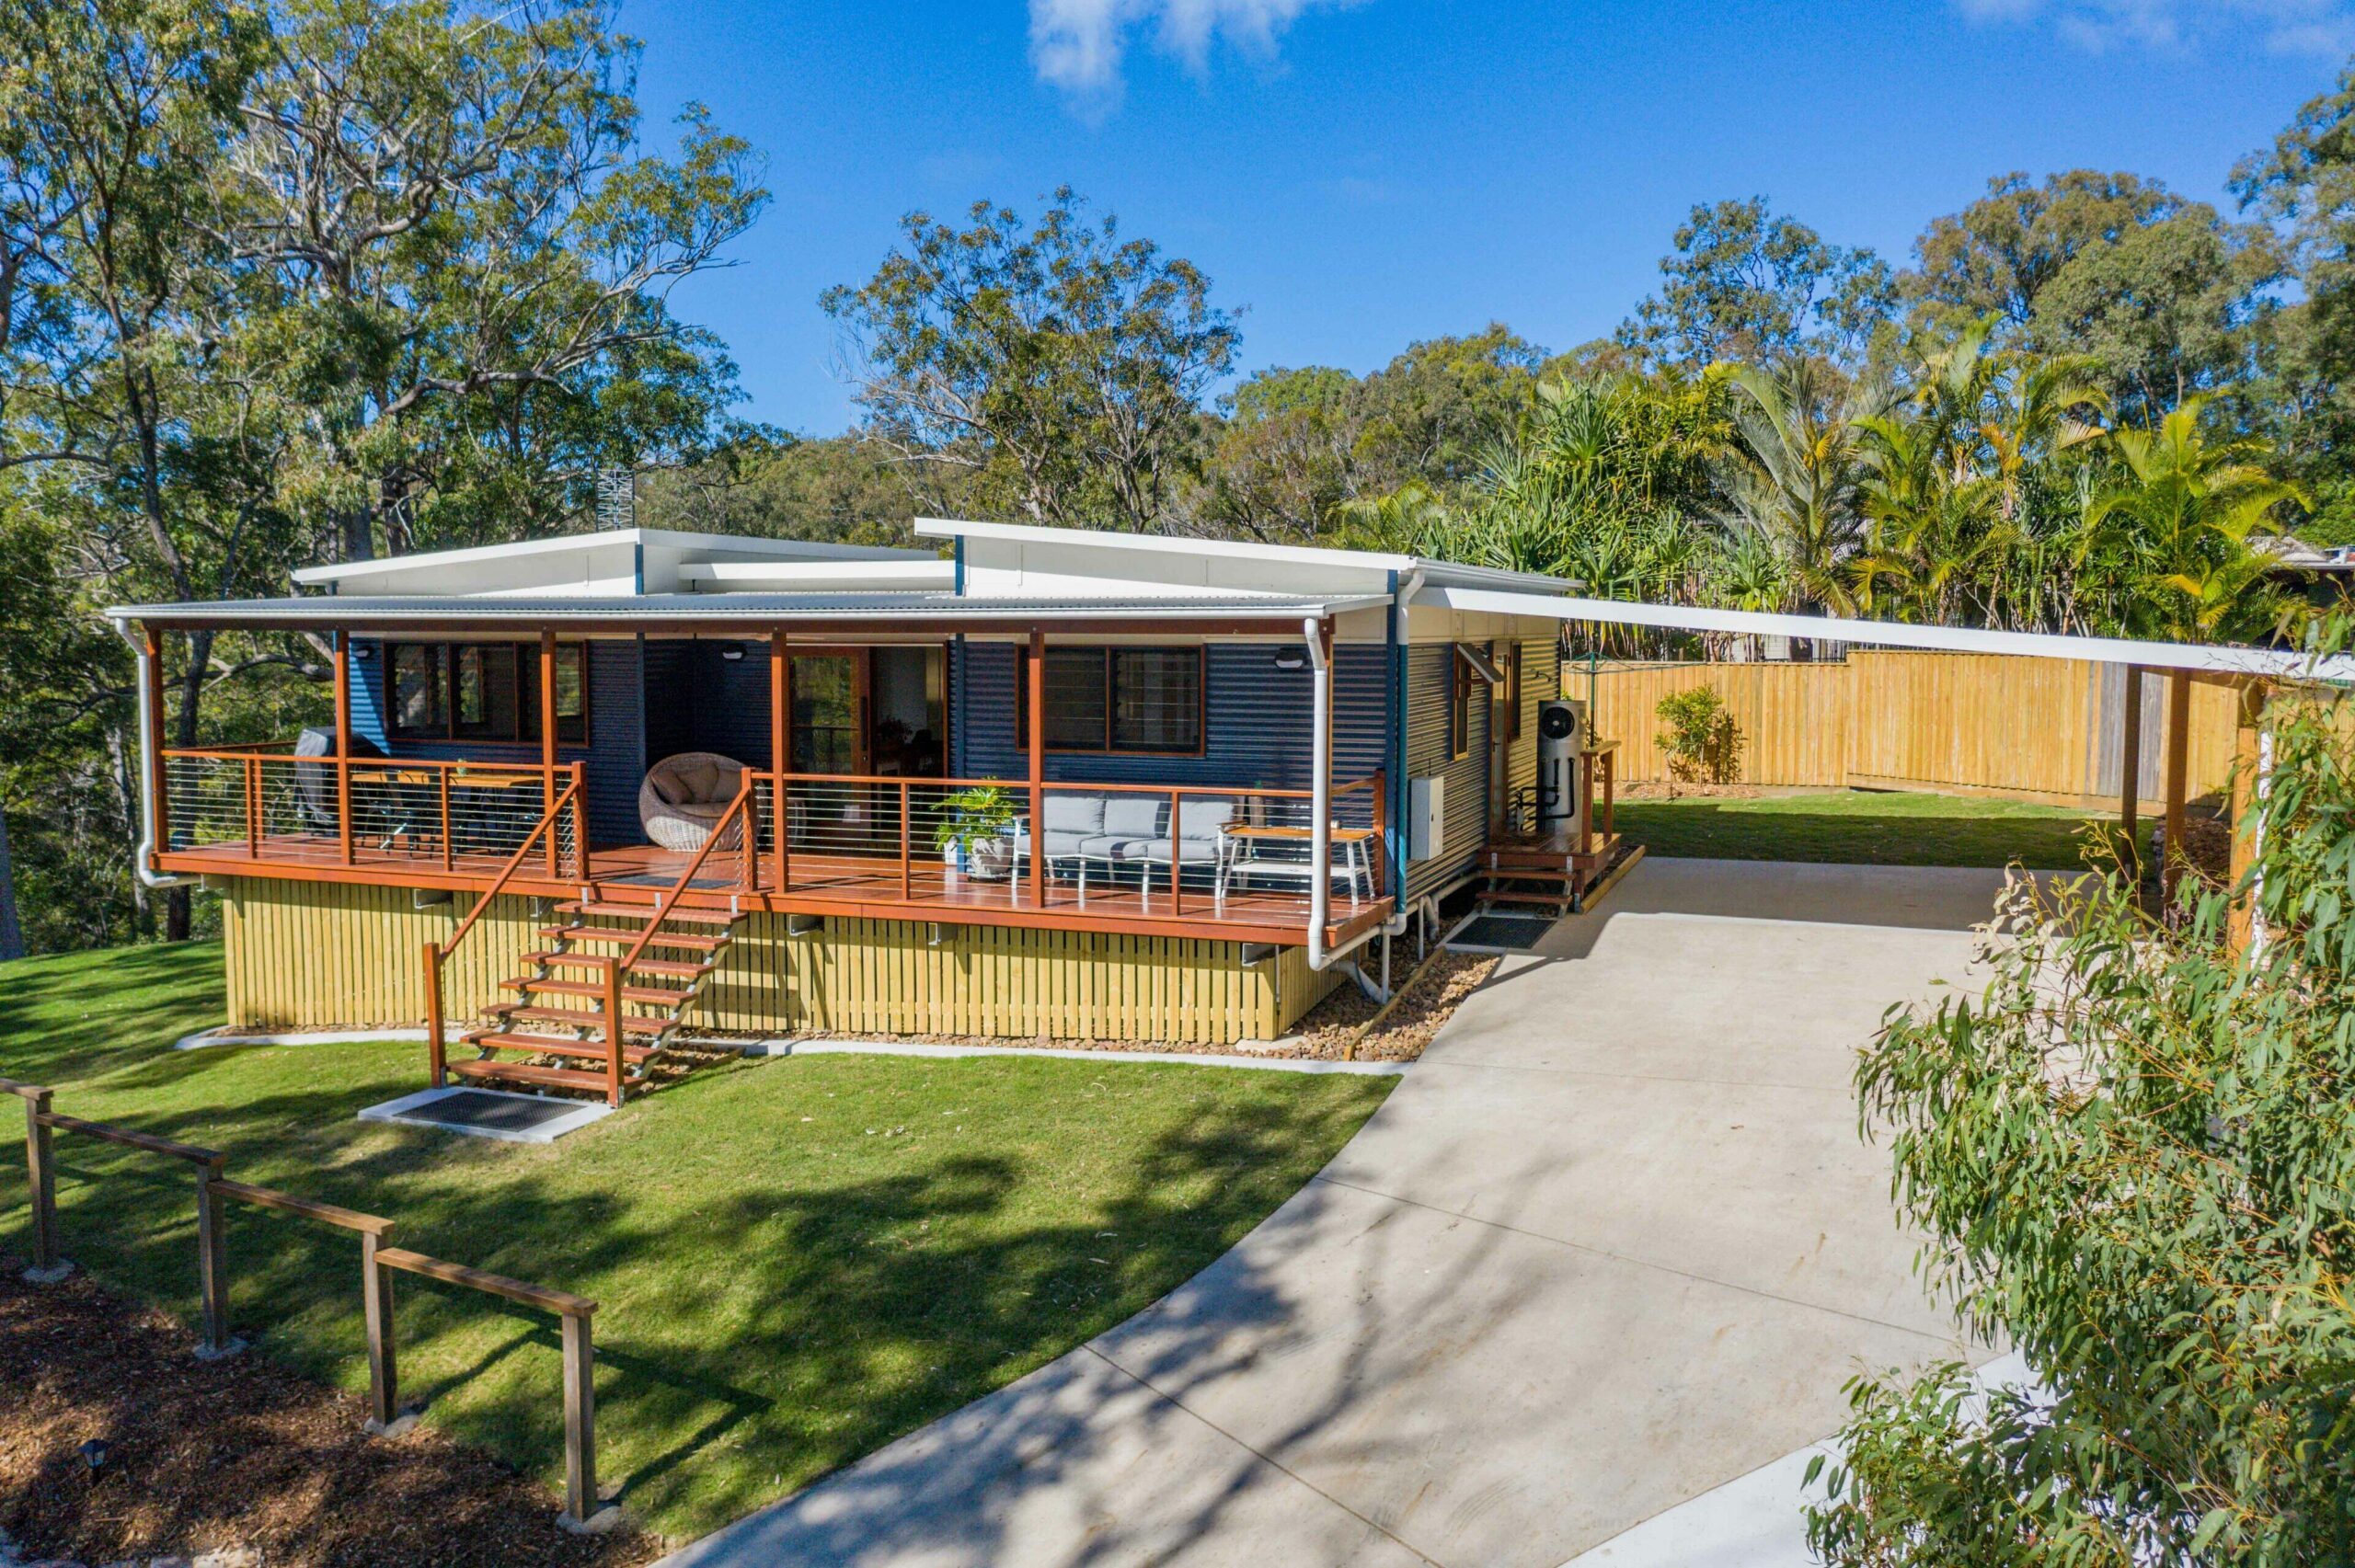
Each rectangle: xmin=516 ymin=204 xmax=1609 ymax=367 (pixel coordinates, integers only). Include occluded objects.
xmin=105 ymin=720 xmax=149 ymax=936
xmin=162 ymin=628 xmax=212 ymax=944
xmin=0 ymin=801 xmax=26 ymax=962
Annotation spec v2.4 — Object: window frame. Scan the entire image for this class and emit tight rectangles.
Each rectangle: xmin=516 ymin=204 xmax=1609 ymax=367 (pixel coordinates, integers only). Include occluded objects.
xmin=383 ymin=640 xmax=591 ymax=747
xmin=1450 ymin=645 xmax=1475 ymax=760
xmin=1498 ymin=640 xmax=1523 ymax=744
xmin=1016 ymin=644 xmax=1207 ymax=757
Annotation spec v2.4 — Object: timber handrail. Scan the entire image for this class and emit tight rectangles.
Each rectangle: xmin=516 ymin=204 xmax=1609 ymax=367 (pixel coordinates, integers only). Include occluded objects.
xmin=6 ymin=1079 xmax=609 ymax=1528
xmin=376 ymin=1246 xmax=598 ymax=1318
xmin=615 ymin=776 xmax=755 ymax=979
xmin=767 ymin=768 xmax=1356 ymax=800
xmin=437 ymin=763 xmax=584 ymax=960
xmin=427 ymin=762 xmax=584 ymax=1091
xmin=159 ymin=747 xmax=547 ymax=773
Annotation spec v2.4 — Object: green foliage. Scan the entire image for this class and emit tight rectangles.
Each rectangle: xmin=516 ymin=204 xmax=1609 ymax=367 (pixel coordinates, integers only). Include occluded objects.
xmin=1 ymin=939 xmax=1393 ymax=1537
xmin=823 ymin=187 xmax=1239 ymax=533
xmin=1620 ymin=197 xmax=1896 ymax=369
xmin=931 ymin=785 xmax=1017 ymax=861
xmin=1809 ymin=674 xmax=2355 ymax=1565
xmin=1653 ymin=685 xmax=1741 ymax=785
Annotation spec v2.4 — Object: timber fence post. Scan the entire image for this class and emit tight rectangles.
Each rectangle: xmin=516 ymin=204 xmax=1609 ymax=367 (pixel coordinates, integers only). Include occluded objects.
xmin=192 ymin=1154 xmax=242 ymax=1359
xmin=17 ymin=1086 xmax=67 ymax=1282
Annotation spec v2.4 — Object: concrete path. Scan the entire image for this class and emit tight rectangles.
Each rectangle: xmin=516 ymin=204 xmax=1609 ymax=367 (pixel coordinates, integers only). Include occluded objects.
xmin=661 ymin=860 xmax=2009 ymax=1568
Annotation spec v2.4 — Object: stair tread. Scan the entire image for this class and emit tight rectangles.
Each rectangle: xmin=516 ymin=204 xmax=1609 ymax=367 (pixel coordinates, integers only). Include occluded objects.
xmin=447 ymin=1059 xmax=649 ymax=1091
xmin=559 ymin=901 xmax=742 ymax=926
xmin=540 ymin=925 xmax=729 ymax=950
xmin=502 ymin=977 xmax=696 ymax=1004
xmin=520 ymin=950 xmax=715 ymax=979
xmin=462 ymin=1033 xmax=664 ymax=1064
xmin=487 ymin=1005 xmax=673 ymax=1035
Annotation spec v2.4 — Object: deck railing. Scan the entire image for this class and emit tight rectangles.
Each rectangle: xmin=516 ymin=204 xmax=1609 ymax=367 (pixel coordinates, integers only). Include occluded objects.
xmin=747 ymin=769 xmax=1386 ymax=921
xmin=155 ymin=746 xmax=1389 ymax=935
xmin=159 ymin=750 xmax=580 ymax=878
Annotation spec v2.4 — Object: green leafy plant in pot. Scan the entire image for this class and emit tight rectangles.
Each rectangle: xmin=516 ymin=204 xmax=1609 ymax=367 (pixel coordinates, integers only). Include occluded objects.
xmin=934 ymin=786 xmax=1017 ymax=879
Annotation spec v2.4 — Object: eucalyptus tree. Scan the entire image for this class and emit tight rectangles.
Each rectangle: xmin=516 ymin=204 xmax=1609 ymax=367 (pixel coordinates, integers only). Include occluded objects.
xmin=825 ymin=187 xmax=1239 ymax=533
xmin=1812 ymin=665 xmax=2355 ymax=1565
xmin=1621 ymin=198 xmax=1896 ymax=369
xmin=219 ymin=0 xmax=765 ymax=563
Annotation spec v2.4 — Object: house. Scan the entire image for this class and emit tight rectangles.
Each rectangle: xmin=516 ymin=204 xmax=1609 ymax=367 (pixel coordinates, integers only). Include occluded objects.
xmin=109 ymin=521 xmax=1593 ymax=1103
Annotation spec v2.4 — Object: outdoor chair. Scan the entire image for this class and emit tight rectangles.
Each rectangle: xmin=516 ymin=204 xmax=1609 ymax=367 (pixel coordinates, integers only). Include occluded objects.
xmin=641 ymin=751 xmax=749 ymax=852
xmin=1008 ymin=792 xmax=1104 ymax=887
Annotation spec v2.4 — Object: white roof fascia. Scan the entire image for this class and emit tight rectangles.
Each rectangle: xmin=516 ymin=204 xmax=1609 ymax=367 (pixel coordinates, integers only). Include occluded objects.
xmin=1430 ymin=585 xmax=2355 ymax=682
xmin=679 ymin=561 xmax=959 ymax=589
xmin=291 ymin=528 xmax=933 ymax=586
xmin=916 ymin=515 xmax=1576 ymax=598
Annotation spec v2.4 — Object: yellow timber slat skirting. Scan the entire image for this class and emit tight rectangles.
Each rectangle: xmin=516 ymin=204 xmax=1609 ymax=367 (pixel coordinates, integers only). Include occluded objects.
xmin=219 ymin=878 xmax=1344 ymax=1045
xmin=1572 ymin=650 xmax=2240 ymax=809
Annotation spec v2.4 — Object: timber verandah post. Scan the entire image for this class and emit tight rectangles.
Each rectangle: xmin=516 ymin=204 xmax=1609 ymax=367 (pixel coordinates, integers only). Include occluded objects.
xmin=541 ymin=630 xmax=560 ymax=879
xmin=1028 ymin=630 xmax=1046 ymax=911
xmin=333 ymin=631 xmax=354 ymax=866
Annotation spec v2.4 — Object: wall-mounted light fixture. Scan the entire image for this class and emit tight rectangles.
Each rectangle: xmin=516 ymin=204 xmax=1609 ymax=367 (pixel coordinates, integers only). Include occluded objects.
xmin=1273 ymin=650 xmax=1307 ymax=671
xmin=719 ymin=647 xmax=746 ymax=661
xmin=352 ymin=644 xmax=374 ymax=659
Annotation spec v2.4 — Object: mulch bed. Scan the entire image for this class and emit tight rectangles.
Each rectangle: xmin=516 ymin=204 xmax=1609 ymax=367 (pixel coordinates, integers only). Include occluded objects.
xmin=0 ymin=1262 xmax=656 ymax=1568
xmin=1286 ymin=948 xmax=1502 ymax=1061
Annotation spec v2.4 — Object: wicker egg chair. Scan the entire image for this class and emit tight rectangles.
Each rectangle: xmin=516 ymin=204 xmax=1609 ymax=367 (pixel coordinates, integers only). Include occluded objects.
xmin=639 ymin=751 xmax=750 ymax=853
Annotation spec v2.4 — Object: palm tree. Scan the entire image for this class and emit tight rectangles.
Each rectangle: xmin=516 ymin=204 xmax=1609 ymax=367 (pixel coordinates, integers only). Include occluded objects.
xmin=1712 ymin=360 xmax=1878 ymax=620
xmin=2077 ymin=399 xmax=2303 ymax=642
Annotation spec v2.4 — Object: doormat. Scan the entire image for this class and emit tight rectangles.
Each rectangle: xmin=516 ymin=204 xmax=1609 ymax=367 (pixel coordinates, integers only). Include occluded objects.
xmin=1444 ymin=914 xmax=1557 ymax=954
xmin=357 ymin=1086 xmax=613 ymax=1144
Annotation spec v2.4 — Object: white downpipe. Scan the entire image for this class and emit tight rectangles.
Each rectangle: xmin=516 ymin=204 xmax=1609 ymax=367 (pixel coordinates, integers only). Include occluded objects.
xmin=1307 ymin=615 xmax=1335 ymax=970
xmin=1382 ymin=569 xmax=1426 ymax=938
xmin=109 ymin=617 xmax=194 ymax=891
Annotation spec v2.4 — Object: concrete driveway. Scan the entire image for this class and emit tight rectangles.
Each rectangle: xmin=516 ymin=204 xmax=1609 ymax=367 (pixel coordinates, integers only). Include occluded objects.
xmin=661 ymin=859 xmax=2006 ymax=1568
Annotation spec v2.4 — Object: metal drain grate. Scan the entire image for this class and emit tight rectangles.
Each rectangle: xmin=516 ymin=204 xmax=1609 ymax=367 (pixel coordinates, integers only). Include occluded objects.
xmin=1445 ymin=914 xmax=1557 ymax=953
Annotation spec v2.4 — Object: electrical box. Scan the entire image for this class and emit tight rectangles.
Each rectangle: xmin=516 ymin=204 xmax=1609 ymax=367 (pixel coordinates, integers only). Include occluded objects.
xmin=1409 ymin=775 xmax=1445 ymax=862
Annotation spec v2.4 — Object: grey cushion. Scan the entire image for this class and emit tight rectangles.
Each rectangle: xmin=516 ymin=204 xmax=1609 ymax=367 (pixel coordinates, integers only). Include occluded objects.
xmin=1173 ymin=797 xmax=1235 ymax=841
xmin=1085 ymin=835 xmax=1220 ymax=864
xmin=1101 ymin=795 xmax=1165 ymax=839
xmin=1040 ymin=794 xmax=1106 ymax=835
xmin=1012 ymin=827 xmax=1095 ymax=858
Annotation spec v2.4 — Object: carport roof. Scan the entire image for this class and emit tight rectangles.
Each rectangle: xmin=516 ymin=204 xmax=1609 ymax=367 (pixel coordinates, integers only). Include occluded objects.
xmin=1427 ymin=585 xmax=2355 ymax=683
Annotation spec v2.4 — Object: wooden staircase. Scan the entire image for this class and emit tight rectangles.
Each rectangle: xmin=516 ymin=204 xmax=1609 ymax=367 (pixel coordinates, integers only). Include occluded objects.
xmin=1477 ymin=830 xmax=1635 ymax=919
xmin=445 ymin=896 xmax=745 ymax=1102
xmin=425 ymin=771 xmax=759 ymax=1108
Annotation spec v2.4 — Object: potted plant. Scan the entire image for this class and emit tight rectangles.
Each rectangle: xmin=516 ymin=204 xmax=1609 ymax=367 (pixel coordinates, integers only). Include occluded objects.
xmin=934 ymin=785 xmax=1017 ymax=880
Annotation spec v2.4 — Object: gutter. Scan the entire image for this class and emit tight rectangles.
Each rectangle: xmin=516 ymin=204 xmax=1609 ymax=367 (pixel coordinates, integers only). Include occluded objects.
xmin=108 ymin=617 xmax=195 ymax=892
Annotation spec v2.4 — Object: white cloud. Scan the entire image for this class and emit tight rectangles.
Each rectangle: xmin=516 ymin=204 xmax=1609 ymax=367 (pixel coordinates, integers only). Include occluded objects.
xmin=1029 ymin=0 xmax=1358 ymax=104
xmin=1953 ymin=0 xmax=2355 ymax=55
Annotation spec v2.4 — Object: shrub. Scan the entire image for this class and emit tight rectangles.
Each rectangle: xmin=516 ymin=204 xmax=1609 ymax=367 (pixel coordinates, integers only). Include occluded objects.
xmin=1654 ymin=685 xmax=1742 ymax=787
xmin=1807 ymin=679 xmax=2355 ymax=1566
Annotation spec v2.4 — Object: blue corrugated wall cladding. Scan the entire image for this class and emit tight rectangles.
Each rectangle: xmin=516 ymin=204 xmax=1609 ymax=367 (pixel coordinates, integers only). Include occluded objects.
xmin=1404 ymin=642 xmax=1490 ymax=903
xmin=949 ymin=642 xmax=1388 ymax=797
xmin=350 ymin=637 xmax=645 ymax=848
xmin=639 ymin=638 xmax=771 ymax=770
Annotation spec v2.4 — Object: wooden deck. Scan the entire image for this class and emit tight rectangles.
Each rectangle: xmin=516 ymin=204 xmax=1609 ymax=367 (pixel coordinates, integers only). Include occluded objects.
xmin=159 ymin=834 xmax=1394 ymax=949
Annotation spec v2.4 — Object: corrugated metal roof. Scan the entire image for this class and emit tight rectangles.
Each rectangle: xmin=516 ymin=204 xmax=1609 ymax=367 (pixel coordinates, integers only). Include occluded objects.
xmin=107 ymin=590 xmax=1392 ymax=625
xmin=1430 ymin=585 xmax=2355 ymax=682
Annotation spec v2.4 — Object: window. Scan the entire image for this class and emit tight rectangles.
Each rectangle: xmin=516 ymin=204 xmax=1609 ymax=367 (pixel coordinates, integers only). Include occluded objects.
xmin=1498 ymin=641 xmax=1523 ymax=743
xmin=386 ymin=641 xmax=589 ymax=745
xmin=1450 ymin=646 xmax=1475 ymax=759
xmin=1017 ymin=646 xmax=1204 ymax=754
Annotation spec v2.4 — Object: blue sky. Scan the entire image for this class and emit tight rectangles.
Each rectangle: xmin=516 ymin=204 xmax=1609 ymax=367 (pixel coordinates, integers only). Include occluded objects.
xmin=622 ymin=0 xmax=2355 ymax=436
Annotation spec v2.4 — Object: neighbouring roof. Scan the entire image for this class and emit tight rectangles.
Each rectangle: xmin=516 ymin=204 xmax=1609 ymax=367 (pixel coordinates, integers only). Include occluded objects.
xmin=106 ymin=591 xmax=1393 ymax=630
xmin=2255 ymin=534 xmax=2355 ymax=574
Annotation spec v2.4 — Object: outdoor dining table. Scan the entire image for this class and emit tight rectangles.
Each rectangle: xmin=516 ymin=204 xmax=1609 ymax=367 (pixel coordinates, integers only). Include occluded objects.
xmin=1217 ymin=822 xmax=1380 ymax=907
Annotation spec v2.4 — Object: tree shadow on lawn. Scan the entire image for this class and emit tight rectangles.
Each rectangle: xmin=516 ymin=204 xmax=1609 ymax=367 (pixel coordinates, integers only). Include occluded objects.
xmin=0 ymin=942 xmax=227 ymax=1086
xmin=5 ymin=1050 xmax=1389 ymax=1543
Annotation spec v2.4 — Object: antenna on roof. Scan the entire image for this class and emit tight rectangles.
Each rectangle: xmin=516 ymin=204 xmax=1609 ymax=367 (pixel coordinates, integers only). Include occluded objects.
xmin=594 ymin=465 xmax=637 ymax=532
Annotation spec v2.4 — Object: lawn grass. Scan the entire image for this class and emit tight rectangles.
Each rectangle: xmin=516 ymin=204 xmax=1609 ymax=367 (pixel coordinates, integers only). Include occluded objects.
xmin=0 ymin=942 xmax=1393 ymax=1541
xmin=1614 ymin=787 xmax=2142 ymax=868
